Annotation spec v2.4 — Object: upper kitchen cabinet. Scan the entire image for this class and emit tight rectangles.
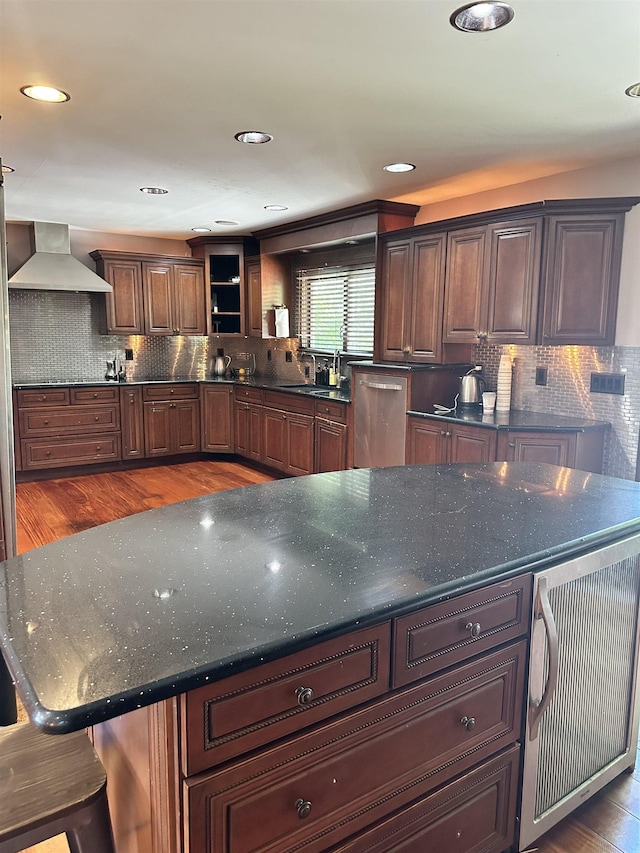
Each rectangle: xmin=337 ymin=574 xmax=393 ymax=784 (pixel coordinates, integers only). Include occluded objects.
xmin=187 ymin=237 xmax=259 ymax=336
xmin=538 ymin=201 xmax=636 ymax=346
xmin=90 ymin=251 xmax=206 ymax=336
xmin=443 ymin=218 xmax=542 ymax=345
xmin=377 ymin=233 xmax=448 ymax=363
xmin=245 ymin=256 xmax=263 ymax=338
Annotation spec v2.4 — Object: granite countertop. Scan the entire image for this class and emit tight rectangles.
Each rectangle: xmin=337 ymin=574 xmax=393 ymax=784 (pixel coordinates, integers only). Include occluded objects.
xmin=407 ymin=407 xmax=612 ymax=432
xmin=12 ymin=376 xmax=352 ymax=403
xmin=2 ymin=462 xmax=640 ymax=733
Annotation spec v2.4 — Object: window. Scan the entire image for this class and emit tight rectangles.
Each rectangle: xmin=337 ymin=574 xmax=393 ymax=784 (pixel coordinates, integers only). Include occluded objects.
xmin=293 ymin=245 xmax=375 ymax=356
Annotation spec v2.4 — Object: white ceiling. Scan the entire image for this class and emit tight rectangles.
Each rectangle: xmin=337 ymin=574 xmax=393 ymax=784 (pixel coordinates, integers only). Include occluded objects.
xmin=1 ymin=0 xmax=639 ymax=240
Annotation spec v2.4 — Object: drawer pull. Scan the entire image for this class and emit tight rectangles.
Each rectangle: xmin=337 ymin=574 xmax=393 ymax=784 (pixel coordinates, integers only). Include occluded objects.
xmin=465 ymin=621 xmax=482 ymax=638
xmin=44 ymin=419 xmax=49 ymax=425
xmin=296 ymin=686 xmax=314 ymax=705
xmin=460 ymin=715 xmax=476 ymax=732
xmin=95 ymin=416 xmax=100 ymax=421
xmin=295 ymin=798 xmax=312 ymax=819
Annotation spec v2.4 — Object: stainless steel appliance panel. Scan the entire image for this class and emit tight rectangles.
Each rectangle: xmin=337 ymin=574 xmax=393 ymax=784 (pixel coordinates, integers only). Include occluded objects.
xmin=354 ymin=373 xmax=408 ymax=468
xmin=519 ymin=534 xmax=640 ymax=850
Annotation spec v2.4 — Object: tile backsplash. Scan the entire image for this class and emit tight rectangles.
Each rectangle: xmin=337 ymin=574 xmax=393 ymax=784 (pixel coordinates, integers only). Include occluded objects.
xmin=8 ymin=291 xmax=640 ymax=480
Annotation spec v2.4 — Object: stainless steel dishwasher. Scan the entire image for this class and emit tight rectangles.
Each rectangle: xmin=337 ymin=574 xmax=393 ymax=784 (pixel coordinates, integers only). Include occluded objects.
xmin=353 ymin=372 xmax=408 ymax=468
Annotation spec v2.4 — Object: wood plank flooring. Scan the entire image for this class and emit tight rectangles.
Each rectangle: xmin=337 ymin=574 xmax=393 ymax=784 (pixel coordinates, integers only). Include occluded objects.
xmin=11 ymin=460 xmax=640 ymax=853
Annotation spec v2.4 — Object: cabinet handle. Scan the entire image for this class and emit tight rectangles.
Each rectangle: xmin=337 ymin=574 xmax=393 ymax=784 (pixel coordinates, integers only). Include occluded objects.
xmin=170 ymin=389 xmax=174 ymax=394
xmin=45 ymin=451 xmax=51 ymax=457
xmin=96 ymin=445 xmax=101 ymax=451
xmin=95 ymin=416 xmax=100 ymax=421
xmin=440 ymin=430 xmax=446 ymax=436
xmin=445 ymin=431 xmax=452 ymax=438
xmin=93 ymin=393 xmax=98 ymax=397
xmin=282 ymin=414 xmax=287 ymax=420
xmin=460 ymin=715 xmax=476 ymax=732
xmin=40 ymin=396 xmax=47 ymax=401
xmin=295 ymin=798 xmax=312 ymax=820
xmin=465 ymin=621 xmax=482 ymax=638
xmin=296 ymin=686 xmax=314 ymax=705
xmin=508 ymin=442 xmax=516 ymax=448
xmin=44 ymin=419 xmax=49 ymax=425
xmin=402 ymin=345 xmax=411 ymax=355
xmin=476 ymin=331 xmax=488 ymax=340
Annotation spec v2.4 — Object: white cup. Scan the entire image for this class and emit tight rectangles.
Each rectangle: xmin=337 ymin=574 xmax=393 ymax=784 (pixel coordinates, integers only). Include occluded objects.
xmin=482 ymin=391 xmax=496 ymax=412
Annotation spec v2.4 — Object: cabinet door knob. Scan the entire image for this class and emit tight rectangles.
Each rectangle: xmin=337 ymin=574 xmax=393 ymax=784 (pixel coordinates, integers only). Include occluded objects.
xmin=93 ymin=392 xmax=98 ymax=397
xmin=477 ymin=331 xmax=488 ymax=340
xmin=296 ymin=686 xmax=314 ymax=705
xmin=508 ymin=442 xmax=516 ymax=448
xmin=96 ymin=445 xmax=101 ymax=451
xmin=95 ymin=416 xmax=100 ymax=421
xmin=460 ymin=715 xmax=476 ymax=732
xmin=465 ymin=621 xmax=482 ymax=638
xmin=402 ymin=346 xmax=411 ymax=355
xmin=446 ymin=431 xmax=452 ymax=438
xmin=440 ymin=430 xmax=446 ymax=436
xmin=44 ymin=419 xmax=49 ymax=425
xmin=295 ymin=798 xmax=312 ymax=819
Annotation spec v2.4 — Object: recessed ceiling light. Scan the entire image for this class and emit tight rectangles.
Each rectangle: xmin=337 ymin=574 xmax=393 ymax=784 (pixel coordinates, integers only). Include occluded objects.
xmin=214 ymin=219 xmax=240 ymax=226
xmin=191 ymin=227 xmax=212 ymax=233
xmin=264 ymin=204 xmax=288 ymax=211
xmin=1 ymin=164 xmax=15 ymax=174
xmin=450 ymin=2 xmax=515 ymax=32
xmin=20 ymin=85 xmax=70 ymax=103
xmin=625 ymin=83 xmax=640 ymax=98
xmin=234 ymin=130 xmax=273 ymax=144
xmin=383 ymin=162 xmax=416 ymax=173
xmin=140 ymin=186 xmax=168 ymax=194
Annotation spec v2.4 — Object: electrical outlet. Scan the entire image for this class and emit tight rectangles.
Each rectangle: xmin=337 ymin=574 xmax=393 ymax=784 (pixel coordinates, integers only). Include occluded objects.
xmin=590 ymin=372 xmax=625 ymax=395
xmin=304 ymin=366 xmax=310 ymax=378
xmin=267 ymin=349 xmax=271 ymax=361
xmin=535 ymin=367 xmax=547 ymax=386
xmin=285 ymin=351 xmax=292 ymax=362
xmin=124 ymin=348 xmax=134 ymax=361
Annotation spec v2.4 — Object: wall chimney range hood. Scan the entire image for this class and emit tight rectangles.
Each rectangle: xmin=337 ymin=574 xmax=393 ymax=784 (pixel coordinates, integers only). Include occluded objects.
xmin=8 ymin=222 xmax=112 ymax=293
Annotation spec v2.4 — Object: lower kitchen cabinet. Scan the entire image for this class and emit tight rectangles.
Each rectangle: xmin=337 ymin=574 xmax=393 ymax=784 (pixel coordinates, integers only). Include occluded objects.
xmin=263 ymin=391 xmax=314 ymax=476
xmin=406 ymin=417 xmax=497 ymax=464
xmin=407 ymin=415 xmax=608 ymax=473
xmin=201 ymin=384 xmax=234 ymax=452
xmin=93 ymin=575 xmax=529 ymax=853
xmin=315 ymin=397 xmax=350 ymax=472
xmin=143 ymin=383 xmax=200 ymax=457
xmin=120 ymin=385 xmax=144 ymax=459
xmin=234 ymin=386 xmax=264 ymax=462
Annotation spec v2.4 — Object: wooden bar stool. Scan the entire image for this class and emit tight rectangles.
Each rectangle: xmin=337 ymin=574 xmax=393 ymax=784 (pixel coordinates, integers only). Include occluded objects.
xmin=0 ymin=722 xmax=115 ymax=853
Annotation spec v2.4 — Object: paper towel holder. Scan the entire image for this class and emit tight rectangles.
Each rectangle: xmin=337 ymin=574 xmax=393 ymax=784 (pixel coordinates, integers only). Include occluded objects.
xmin=273 ymin=304 xmax=290 ymax=338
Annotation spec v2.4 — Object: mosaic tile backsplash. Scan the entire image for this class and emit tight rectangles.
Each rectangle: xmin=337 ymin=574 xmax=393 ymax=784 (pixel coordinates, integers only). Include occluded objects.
xmin=8 ymin=291 xmax=640 ymax=480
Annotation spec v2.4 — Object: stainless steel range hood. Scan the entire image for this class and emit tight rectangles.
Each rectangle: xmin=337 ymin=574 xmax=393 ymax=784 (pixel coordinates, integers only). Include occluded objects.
xmin=8 ymin=222 xmax=112 ymax=292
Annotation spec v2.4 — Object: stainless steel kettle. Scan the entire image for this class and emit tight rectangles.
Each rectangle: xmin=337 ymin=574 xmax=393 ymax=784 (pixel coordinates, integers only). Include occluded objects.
xmin=213 ymin=354 xmax=231 ymax=377
xmin=458 ymin=368 xmax=486 ymax=406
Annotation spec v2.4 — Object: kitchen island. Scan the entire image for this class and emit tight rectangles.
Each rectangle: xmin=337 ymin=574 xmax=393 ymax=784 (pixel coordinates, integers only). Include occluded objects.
xmin=2 ymin=462 xmax=640 ymax=852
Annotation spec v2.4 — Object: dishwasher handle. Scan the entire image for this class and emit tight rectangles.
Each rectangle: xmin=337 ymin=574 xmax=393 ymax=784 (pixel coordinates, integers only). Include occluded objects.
xmin=528 ymin=575 xmax=559 ymax=741
xmin=359 ymin=380 xmax=404 ymax=392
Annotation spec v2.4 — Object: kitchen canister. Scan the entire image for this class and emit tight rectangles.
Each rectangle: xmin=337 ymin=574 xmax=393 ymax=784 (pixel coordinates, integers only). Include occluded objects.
xmin=496 ymin=351 xmax=513 ymax=412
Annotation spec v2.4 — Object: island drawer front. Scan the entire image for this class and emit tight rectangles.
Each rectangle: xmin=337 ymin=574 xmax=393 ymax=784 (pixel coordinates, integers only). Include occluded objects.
xmin=333 ymin=745 xmax=519 ymax=853
xmin=16 ymin=388 xmax=70 ymax=408
xmin=142 ymin=383 xmax=199 ymax=401
xmin=70 ymin=386 xmax=120 ymax=404
xmin=314 ymin=398 xmax=348 ymax=423
xmin=185 ymin=641 xmax=526 ymax=853
xmin=392 ymin=574 xmax=532 ymax=688
xmin=234 ymin=386 xmax=264 ymax=404
xmin=21 ymin=434 xmax=122 ymax=468
xmin=20 ymin=404 xmax=120 ymax=436
xmin=181 ymin=623 xmax=391 ymax=776
xmin=263 ymin=390 xmax=315 ymax=416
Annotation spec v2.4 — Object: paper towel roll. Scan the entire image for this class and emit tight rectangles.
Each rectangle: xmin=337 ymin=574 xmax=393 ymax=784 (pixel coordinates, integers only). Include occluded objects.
xmin=275 ymin=306 xmax=290 ymax=338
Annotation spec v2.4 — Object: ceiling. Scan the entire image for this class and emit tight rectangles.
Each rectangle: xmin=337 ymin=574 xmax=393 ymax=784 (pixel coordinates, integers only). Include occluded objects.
xmin=1 ymin=0 xmax=639 ymax=240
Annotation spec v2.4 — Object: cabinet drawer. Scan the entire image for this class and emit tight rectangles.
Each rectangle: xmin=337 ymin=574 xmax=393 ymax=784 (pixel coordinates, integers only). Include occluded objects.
xmin=234 ymin=385 xmax=263 ymax=404
xmin=264 ymin=390 xmax=315 ymax=415
xmin=314 ymin=398 xmax=348 ymax=423
xmin=181 ymin=623 xmax=391 ymax=776
xmin=334 ymin=745 xmax=519 ymax=853
xmin=393 ymin=574 xmax=531 ymax=688
xmin=142 ymin=383 xmax=199 ymax=401
xmin=20 ymin=405 xmax=120 ymax=437
xmin=16 ymin=388 xmax=70 ymax=408
xmin=21 ymin=434 xmax=121 ymax=469
xmin=70 ymin=386 xmax=120 ymax=405
xmin=186 ymin=640 xmax=526 ymax=853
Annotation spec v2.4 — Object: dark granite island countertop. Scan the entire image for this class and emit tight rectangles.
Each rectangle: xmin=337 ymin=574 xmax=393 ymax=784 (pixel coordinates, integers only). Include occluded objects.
xmin=3 ymin=462 xmax=640 ymax=734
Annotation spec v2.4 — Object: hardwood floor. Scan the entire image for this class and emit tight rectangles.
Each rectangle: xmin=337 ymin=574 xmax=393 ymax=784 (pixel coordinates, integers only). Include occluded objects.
xmin=10 ymin=460 xmax=640 ymax=853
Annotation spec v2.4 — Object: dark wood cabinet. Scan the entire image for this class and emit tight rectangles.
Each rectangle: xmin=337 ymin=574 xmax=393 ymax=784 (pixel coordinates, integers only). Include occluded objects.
xmin=315 ymin=418 xmax=348 ymax=473
xmin=408 ymin=415 xmax=608 ymax=473
xmin=443 ymin=218 xmax=542 ymax=345
xmin=143 ymin=384 xmax=200 ymax=457
xmin=263 ymin=392 xmax=315 ymax=476
xmin=91 ymin=251 xmax=205 ymax=336
xmin=377 ymin=233 xmax=449 ymax=363
xmin=539 ymin=211 xmax=626 ymax=345
xmin=187 ymin=238 xmax=249 ymax=335
xmin=120 ymin=385 xmax=144 ymax=459
xmin=201 ymin=385 xmax=234 ymax=452
xmin=245 ymin=257 xmax=263 ymax=337
xmin=234 ymin=386 xmax=264 ymax=462
xmin=406 ymin=417 xmax=497 ymax=464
